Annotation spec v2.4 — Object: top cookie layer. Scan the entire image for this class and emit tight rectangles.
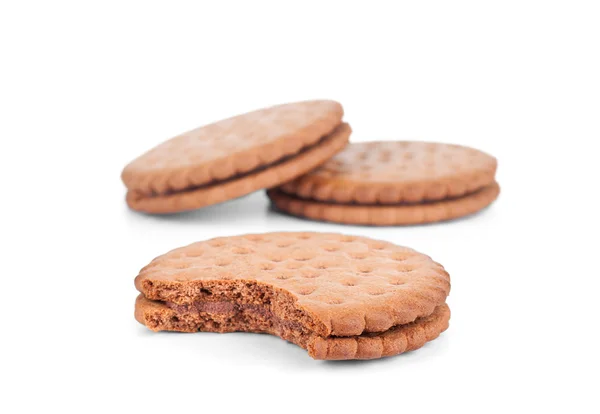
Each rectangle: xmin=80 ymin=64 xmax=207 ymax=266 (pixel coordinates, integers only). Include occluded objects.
xmin=279 ymin=141 xmax=497 ymax=204
xmin=122 ymin=100 xmax=344 ymax=195
xmin=135 ymin=232 xmax=450 ymax=336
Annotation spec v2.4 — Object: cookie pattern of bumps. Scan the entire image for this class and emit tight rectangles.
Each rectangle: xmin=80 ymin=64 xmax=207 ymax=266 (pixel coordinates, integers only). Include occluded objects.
xmin=135 ymin=232 xmax=450 ymax=337
xmin=279 ymin=141 xmax=498 ymax=204
xmin=122 ymin=100 xmax=344 ymax=196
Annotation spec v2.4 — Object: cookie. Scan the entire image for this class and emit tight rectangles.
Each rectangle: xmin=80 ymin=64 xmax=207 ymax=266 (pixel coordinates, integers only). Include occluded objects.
xmin=122 ymin=100 xmax=350 ymax=213
xmin=269 ymin=141 xmax=499 ymax=225
xmin=134 ymin=232 xmax=451 ymax=360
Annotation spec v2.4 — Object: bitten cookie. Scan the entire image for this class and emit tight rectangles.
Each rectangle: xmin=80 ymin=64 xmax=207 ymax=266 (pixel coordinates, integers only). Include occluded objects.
xmin=122 ymin=100 xmax=351 ymax=213
xmin=134 ymin=232 xmax=451 ymax=360
xmin=268 ymin=141 xmax=499 ymax=225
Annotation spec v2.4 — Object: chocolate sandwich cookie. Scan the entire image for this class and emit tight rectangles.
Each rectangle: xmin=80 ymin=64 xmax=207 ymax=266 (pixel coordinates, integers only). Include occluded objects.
xmin=122 ymin=100 xmax=350 ymax=213
xmin=134 ymin=232 xmax=451 ymax=360
xmin=268 ymin=141 xmax=499 ymax=225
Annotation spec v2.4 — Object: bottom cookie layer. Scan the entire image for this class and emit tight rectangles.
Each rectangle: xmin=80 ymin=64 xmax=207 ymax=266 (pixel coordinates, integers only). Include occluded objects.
xmin=267 ymin=181 xmax=500 ymax=226
xmin=135 ymin=295 xmax=450 ymax=360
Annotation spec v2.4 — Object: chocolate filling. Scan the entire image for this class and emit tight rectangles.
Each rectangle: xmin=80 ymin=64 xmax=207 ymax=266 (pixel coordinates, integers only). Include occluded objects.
xmin=165 ymin=300 xmax=308 ymax=334
xmin=139 ymin=279 xmax=328 ymax=337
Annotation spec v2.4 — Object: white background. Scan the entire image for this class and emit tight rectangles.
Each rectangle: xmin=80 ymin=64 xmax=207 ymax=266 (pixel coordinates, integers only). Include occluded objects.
xmin=1 ymin=1 xmax=599 ymax=412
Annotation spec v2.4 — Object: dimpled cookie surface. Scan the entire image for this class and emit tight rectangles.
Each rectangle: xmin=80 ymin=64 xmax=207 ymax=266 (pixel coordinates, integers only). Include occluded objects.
xmin=135 ymin=232 xmax=450 ymax=336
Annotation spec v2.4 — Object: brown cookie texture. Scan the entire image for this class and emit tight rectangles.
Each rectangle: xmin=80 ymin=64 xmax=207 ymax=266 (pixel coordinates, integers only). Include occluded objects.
xmin=135 ymin=232 xmax=450 ymax=335
xmin=127 ymin=123 xmax=351 ymax=214
xmin=267 ymin=182 xmax=500 ymax=226
xmin=278 ymin=141 xmax=498 ymax=204
xmin=134 ymin=232 xmax=451 ymax=360
xmin=121 ymin=100 xmax=350 ymax=213
xmin=136 ymin=296 xmax=450 ymax=360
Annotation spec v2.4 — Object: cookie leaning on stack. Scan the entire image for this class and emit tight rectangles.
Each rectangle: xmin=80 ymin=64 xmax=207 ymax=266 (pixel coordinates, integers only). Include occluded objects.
xmin=268 ymin=141 xmax=499 ymax=225
xmin=135 ymin=232 xmax=451 ymax=360
xmin=122 ymin=100 xmax=351 ymax=213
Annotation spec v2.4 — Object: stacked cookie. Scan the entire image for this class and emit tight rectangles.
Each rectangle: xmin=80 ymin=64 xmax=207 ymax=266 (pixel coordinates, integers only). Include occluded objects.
xmin=122 ymin=100 xmax=498 ymax=223
xmin=122 ymin=101 xmax=350 ymax=214
xmin=269 ymin=141 xmax=499 ymax=225
xmin=134 ymin=233 xmax=450 ymax=360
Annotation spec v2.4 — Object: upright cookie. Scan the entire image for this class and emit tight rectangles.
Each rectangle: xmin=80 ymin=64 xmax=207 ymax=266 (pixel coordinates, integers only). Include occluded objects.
xmin=134 ymin=232 xmax=451 ymax=360
xmin=122 ymin=100 xmax=350 ymax=213
xmin=268 ymin=141 xmax=499 ymax=225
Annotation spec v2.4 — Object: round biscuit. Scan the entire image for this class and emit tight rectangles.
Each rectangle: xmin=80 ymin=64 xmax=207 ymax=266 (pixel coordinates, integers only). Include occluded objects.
xmin=135 ymin=232 xmax=451 ymax=337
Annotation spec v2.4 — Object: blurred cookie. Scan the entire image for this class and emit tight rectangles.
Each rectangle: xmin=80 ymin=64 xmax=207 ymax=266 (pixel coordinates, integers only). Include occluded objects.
xmin=269 ymin=141 xmax=499 ymax=225
xmin=122 ymin=100 xmax=350 ymax=213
